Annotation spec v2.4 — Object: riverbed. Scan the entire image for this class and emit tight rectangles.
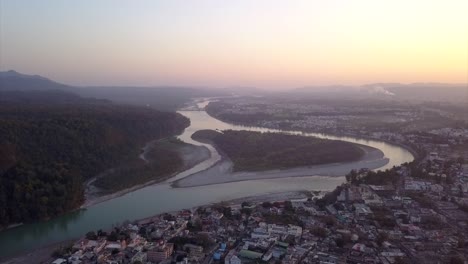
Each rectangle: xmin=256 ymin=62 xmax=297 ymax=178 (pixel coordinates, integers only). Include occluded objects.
xmin=0 ymin=99 xmax=414 ymax=260
xmin=173 ymin=144 xmax=388 ymax=187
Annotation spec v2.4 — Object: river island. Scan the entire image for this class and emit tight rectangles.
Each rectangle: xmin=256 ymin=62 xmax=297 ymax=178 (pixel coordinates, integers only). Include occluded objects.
xmin=173 ymin=129 xmax=389 ymax=188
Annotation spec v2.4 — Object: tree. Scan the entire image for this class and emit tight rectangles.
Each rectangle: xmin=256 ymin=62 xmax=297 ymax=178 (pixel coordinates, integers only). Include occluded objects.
xmin=458 ymin=235 xmax=465 ymax=248
xmin=346 ymin=170 xmax=358 ymax=183
xmin=139 ymin=227 xmax=147 ymax=237
xmin=394 ymin=257 xmax=411 ymax=264
xmin=335 ymin=237 xmax=345 ymax=248
xmin=377 ymin=232 xmax=388 ymax=247
xmin=450 ymin=256 xmax=464 ymax=264
xmin=0 ymin=103 xmax=189 ymax=226
xmin=85 ymin=231 xmax=97 ymax=240
xmin=107 ymin=231 xmax=118 ymax=242
xmin=187 ymin=220 xmax=202 ymax=232
xmin=51 ymin=248 xmax=65 ymax=258
xmin=240 ymin=208 xmax=252 ymax=215
xmin=222 ymin=207 xmax=232 ymax=218
xmin=51 ymin=244 xmax=73 ymax=258
xmin=163 ymin=214 xmax=176 ymax=221
xmin=284 ymin=201 xmax=294 ymax=212
xmin=192 ymin=129 xmax=365 ymax=173
xmin=322 ymin=216 xmax=336 ymax=227
xmin=311 ymin=227 xmax=327 ymax=238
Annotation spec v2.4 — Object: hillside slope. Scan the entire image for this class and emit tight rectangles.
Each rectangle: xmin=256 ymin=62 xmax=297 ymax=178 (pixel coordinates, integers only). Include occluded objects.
xmin=0 ymin=99 xmax=189 ymax=226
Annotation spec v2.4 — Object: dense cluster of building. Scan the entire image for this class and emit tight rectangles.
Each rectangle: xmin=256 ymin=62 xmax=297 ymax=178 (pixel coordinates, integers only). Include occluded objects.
xmin=52 ymin=215 xmax=189 ymax=264
xmin=206 ymin=98 xmax=468 ymax=143
xmin=51 ymin=148 xmax=468 ymax=263
xmin=206 ymin=98 xmax=425 ymax=135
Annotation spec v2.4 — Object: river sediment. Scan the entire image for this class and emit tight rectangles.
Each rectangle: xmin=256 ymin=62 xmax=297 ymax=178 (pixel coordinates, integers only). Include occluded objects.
xmin=0 ymin=98 xmax=414 ymax=259
xmin=83 ymin=141 xmax=211 ymax=208
xmin=173 ymin=144 xmax=388 ymax=188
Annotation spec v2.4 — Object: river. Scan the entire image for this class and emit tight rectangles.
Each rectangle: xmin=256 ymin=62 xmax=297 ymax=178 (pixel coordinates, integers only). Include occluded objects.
xmin=0 ymin=99 xmax=414 ymax=259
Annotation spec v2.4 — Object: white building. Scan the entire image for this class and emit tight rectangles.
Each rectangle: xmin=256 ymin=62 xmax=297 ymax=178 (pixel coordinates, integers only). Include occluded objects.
xmin=267 ymin=224 xmax=302 ymax=237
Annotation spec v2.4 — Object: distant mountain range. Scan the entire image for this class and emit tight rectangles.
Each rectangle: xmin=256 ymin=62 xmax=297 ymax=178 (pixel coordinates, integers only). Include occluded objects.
xmin=0 ymin=89 xmax=111 ymax=104
xmin=0 ymin=70 xmax=229 ymax=111
xmin=0 ymin=70 xmax=69 ymax=91
xmin=1 ymin=70 xmax=467 ymax=105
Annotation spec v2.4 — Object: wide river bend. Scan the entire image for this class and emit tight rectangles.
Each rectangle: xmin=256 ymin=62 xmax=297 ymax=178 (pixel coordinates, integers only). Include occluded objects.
xmin=0 ymin=99 xmax=414 ymax=259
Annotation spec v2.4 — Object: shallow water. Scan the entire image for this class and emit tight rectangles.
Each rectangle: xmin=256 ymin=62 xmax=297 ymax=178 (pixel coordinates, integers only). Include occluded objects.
xmin=0 ymin=100 xmax=414 ymax=259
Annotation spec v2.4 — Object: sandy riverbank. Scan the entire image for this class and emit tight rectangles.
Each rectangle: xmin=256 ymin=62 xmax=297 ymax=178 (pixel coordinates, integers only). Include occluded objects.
xmin=173 ymin=144 xmax=388 ymax=188
xmin=82 ymin=142 xmax=210 ymax=208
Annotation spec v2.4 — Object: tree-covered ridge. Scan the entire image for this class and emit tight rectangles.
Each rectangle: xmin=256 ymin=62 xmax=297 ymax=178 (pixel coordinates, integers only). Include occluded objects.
xmin=93 ymin=138 xmax=186 ymax=192
xmin=0 ymin=103 xmax=189 ymax=226
xmin=192 ymin=130 xmax=364 ymax=172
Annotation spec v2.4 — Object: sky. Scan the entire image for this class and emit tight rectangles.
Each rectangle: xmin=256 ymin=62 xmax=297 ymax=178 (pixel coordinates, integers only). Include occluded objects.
xmin=0 ymin=0 xmax=467 ymax=89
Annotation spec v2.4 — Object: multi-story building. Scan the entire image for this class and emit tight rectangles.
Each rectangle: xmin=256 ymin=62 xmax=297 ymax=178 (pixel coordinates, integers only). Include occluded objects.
xmin=147 ymin=243 xmax=174 ymax=263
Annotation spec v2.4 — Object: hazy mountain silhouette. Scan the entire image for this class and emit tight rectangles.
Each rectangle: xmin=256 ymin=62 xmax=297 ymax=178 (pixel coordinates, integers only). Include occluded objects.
xmin=383 ymin=83 xmax=468 ymax=102
xmin=0 ymin=90 xmax=110 ymax=104
xmin=0 ymin=70 xmax=228 ymax=111
xmin=2 ymin=70 xmax=466 ymax=105
xmin=0 ymin=70 xmax=69 ymax=91
xmin=292 ymin=83 xmax=468 ymax=102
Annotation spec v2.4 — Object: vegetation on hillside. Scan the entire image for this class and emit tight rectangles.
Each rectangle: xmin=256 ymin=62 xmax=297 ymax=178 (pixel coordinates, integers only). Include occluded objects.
xmin=0 ymin=103 xmax=189 ymax=226
xmin=191 ymin=130 xmax=365 ymax=172
xmin=93 ymin=138 xmax=185 ymax=192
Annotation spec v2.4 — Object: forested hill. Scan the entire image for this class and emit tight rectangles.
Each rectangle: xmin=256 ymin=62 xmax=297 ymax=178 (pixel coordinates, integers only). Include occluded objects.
xmin=0 ymin=101 xmax=189 ymax=226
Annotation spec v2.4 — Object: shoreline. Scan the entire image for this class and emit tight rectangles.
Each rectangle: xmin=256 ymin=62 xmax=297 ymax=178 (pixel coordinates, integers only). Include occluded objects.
xmin=4 ymin=110 xmax=412 ymax=215
xmin=0 ymin=99 xmax=416 ymax=262
xmin=82 ymin=141 xmax=211 ymax=208
xmin=173 ymin=143 xmax=388 ymax=188
xmin=204 ymin=109 xmax=418 ymax=162
xmin=0 ymin=190 xmax=313 ymax=264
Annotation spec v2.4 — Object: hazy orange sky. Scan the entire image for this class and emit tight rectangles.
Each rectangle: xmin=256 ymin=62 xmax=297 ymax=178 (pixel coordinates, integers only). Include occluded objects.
xmin=1 ymin=0 xmax=467 ymax=89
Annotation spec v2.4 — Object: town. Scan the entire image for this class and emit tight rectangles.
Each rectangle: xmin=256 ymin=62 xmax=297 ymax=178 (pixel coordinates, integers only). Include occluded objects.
xmin=50 ymin=149 xmax=468 ymax=263
xmin=45 ymin=98 xmax=468 ymax=264
xmin=2 ymin=0 xmax=467 ymax=262
xmin=205 ymin=97 xmax=468 ymax=143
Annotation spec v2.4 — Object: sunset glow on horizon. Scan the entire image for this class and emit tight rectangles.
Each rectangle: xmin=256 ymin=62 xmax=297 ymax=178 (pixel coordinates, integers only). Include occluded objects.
xmin=1 ymin=0 xmax=467 ymax=89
